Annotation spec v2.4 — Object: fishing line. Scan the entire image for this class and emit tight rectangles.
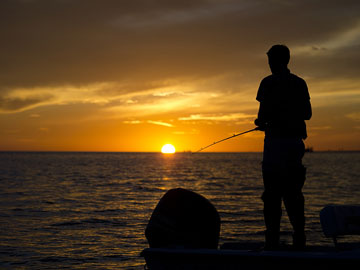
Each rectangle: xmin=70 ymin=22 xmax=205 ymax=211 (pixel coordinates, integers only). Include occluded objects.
xmin=195 ymin=127 xmax=259 ymax=153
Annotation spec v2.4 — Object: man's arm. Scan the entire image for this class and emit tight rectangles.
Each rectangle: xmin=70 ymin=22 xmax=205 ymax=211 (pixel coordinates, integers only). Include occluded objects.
xmin=304 ymin=99 xmax=312 ymax=120
xmin=255 ymin=102 xmax=267 ymax=131
xmin=301 ymin=79 xmax=312 ymax=120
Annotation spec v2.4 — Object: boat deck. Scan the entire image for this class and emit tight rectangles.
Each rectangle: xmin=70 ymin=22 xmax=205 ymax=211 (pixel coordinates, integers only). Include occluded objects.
xmin=141 ymin=242 xmax=360 ymax=270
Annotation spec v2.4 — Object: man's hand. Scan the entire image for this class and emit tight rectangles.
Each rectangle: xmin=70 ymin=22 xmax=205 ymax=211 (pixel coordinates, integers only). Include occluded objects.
xmin=254 ymin=118 xmax=266 ymax=131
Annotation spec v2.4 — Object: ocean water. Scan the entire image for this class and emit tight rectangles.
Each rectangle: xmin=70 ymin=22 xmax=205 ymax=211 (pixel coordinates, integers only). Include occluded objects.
xmin=0 ymin=152 xmax=359 ymax=269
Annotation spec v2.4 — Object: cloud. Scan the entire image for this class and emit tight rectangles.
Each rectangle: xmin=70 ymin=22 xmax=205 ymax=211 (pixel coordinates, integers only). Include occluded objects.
xmin=173 ymin=129 xmax=199 ymax=135
xmin=104 ymin=85 xmax=227 ymax=118
xmin=293 ymin=20 xmax=360 ymax=54
xmin=179 ymin=113 xmax=255 ymax=122
xmin=147 ymin=120 xmax=174 ymax=127
xmin=1 ymin=0 xmax=359 ymax=92
xmin=123 ymin=120 xmax=142 ymax=124
xmin=0 ymin=83 xmax=116 ymax=113
xmin=346 ymin=112 xmax=360 ymax=121
xmin=0 ymin=95 xmax=54 ymax=113
xmin=1 ymin=78 xmax=242 ymax=117
xmin=123 ymin=119 xmax=174 ymax=127
xmin=309 ymin=126 xmax=332 ymax=130
xmin=113 ymin=1 xmax=253 ymax=28
xmin=39 ymin=127 xmax=49 ymax=132
xmin=0 ymin=0 xmax=359 ymax=119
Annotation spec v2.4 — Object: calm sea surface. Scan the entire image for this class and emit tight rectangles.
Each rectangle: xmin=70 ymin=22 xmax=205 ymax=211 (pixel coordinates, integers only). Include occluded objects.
xmin=0 ymin=152 xmax=359 ymax=269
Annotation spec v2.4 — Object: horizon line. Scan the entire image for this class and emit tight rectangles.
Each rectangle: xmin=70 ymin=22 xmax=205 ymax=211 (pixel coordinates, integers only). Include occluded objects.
xmin=1 ymin=150 xmax=359 ymax=153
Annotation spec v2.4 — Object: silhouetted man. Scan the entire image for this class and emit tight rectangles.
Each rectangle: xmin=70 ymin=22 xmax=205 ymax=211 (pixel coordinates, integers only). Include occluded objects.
xmin=255 ymin=44 xmax=312 ymax=250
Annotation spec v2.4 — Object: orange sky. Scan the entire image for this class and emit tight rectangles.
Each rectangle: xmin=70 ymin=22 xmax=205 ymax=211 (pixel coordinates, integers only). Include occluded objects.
xmin=1 ymin=0 xmax=359 ymax=152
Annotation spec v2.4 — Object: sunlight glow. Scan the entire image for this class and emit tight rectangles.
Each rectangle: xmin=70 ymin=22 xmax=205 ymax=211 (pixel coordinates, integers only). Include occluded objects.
xmin=161 ymin=144 xmax=176 ymax=154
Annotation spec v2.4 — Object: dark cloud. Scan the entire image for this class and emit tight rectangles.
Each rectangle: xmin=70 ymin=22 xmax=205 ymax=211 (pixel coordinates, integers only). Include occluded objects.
xmin=295 ymin=44 xmax=360 ymax=81
xmin=0 ymin=0 xmax=359 ymax=92
xmin=0 ymin=94 xmax=53 ymax=113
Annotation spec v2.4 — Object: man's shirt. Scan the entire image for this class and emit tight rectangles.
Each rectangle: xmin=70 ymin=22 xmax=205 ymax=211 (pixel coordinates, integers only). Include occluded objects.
xmin=256 ymin=69 xmax=311 ymax=139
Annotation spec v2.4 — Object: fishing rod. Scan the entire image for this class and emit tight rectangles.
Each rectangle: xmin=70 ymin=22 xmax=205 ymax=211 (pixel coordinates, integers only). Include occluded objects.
xmin=195 ymin=127 xmax=260 ymax=153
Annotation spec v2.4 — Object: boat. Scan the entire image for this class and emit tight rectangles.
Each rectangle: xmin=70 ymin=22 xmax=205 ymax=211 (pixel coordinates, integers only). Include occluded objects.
xmin=141 ymin=244 xmax=360 ymax=269
xmin=141 ymin=193 xmax=360 ymax=269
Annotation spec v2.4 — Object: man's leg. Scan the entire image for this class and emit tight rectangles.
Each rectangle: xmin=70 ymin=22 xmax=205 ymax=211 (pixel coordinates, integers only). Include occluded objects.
xmin=262 ymin=171 xmax=282 ymax=250
xmin=283 ymin=165 xmax=306 ymax=249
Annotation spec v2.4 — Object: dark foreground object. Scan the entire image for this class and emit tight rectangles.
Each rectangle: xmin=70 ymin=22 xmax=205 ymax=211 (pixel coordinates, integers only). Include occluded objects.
xmin=141 ymin=244 xmax=360 ymax=270
xmin=145 ymin=188 xmax=220 ymax=249
xmin=143 ymin=203 xmax=360 ymax=269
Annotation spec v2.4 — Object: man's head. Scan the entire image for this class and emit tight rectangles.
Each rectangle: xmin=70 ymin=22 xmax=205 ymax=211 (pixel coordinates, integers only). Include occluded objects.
xmin=267 ymin=44 xmax=290 ymax=73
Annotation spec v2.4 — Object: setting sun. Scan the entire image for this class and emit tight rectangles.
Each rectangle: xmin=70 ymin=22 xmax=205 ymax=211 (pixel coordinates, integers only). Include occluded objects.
xmin=161 ymin=144 xmax=176 ymax=154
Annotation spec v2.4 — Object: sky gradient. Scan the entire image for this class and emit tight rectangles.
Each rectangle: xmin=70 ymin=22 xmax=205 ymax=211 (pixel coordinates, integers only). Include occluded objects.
xmin=1 ymin=0 xmax=359 ymax=152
